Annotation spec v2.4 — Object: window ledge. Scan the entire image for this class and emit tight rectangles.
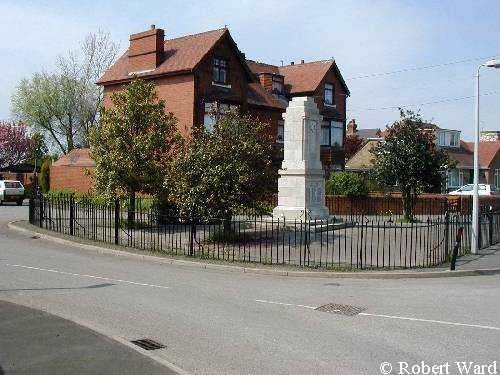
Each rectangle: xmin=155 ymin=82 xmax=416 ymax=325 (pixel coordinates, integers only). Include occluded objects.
xmin=324 ymin=103 xmax=336 ymax=108
xmin=212 ymin=82 xmax=231 ymax=89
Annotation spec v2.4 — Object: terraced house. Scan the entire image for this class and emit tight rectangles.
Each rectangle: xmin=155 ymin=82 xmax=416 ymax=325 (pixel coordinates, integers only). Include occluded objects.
xmin=97 ymin=25 xmax=350 ymax=173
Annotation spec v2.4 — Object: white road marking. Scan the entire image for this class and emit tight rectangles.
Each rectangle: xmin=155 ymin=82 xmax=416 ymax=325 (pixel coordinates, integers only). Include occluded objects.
xmin=358 ymin=313 xmax=500 ymax=331
xmin=6 ymin=264 xmax=170 ymax=289
xmin=255 ymin=299 xmax=316 ymax=309
xmin=254 ymin=299 xmax=500 ymax=331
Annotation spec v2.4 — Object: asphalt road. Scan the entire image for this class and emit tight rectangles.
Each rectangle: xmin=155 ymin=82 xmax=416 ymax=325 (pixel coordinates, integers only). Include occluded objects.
xmin=1 ymin=203 xmax=499 ymax=375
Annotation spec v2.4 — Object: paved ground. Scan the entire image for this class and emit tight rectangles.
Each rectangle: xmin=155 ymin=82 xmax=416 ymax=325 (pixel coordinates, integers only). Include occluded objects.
xmin=0 ymin=300 xmax=174 ymax=375
xmin=1 ymin=202 xmax=499 ymax=375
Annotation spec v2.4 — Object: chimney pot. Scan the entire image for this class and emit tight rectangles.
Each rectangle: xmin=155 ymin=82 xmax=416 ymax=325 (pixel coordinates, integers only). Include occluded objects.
xmin=301 ymin=59 xmax=304 ymax=64
xmin=291 ymin=61 xmax=294 ymax=65
xmin=151 ymin=24 xmax=155 ymax=30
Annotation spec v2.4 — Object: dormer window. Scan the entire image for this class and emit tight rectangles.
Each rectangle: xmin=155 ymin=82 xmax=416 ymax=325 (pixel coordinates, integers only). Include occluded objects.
xmin=213 ymin=57 xmax=228 ymax=84
xmin=324 ymin=83 xmax=335 ymax=106
xmin=272 ymin=76 xmax=283 ymax=94
xmin=437 ymin=130 xmax=460 ymax=147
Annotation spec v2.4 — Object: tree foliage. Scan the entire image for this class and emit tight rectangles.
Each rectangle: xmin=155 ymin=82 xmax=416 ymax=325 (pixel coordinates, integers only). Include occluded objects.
xmin=40 ymin=158 xmax=52 ymax=193
xmin=11 ymin=31 xmax=118 ymax=154
xmin=0 ymin=121 xmax=33 ymax=168
xmin=345 ymin=134 xmax=363 ymax=160
xmin=325 ymin=172 xmax=369 ymax=198
xmin=371 ymin=109 xmax=450 ymax=221
xmin=89 ymin=78 xmax=181 ymax=202
xmin=168 ymin=110 xmax=276 ymax=221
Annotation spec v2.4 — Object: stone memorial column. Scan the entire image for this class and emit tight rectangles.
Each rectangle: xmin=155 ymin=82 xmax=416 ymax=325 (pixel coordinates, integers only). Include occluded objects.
xmin=272 ymin=97 xmax=330 ymax=220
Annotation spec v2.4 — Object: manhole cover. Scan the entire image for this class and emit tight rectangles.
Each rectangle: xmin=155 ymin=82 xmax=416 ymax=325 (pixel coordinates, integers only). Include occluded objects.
xmin=131 ymin=338 xmax=165 ymax=350
xmin=315 ymin=303 xmax=366 ymax=316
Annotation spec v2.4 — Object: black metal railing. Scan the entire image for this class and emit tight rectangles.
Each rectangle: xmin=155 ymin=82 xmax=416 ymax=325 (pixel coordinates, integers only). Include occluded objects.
xmin=29 ymin=194 xmax=500 ymax=270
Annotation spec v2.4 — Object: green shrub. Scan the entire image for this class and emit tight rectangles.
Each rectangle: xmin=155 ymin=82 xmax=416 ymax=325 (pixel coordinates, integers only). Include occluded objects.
xmin=40 ymin=159 xmax=52 ymax=193
xmin=325 ymin=172 xmax=369 ymax=198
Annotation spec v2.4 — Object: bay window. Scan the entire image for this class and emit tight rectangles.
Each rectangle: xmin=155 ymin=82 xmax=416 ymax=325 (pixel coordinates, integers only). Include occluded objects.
xmin=320 ymin=120 xmax=344 ymax=147
xmin=203 ymin=101 xmax=239 ymax=132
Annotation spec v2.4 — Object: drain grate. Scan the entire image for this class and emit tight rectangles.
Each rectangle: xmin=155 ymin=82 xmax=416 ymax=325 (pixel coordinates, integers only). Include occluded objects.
xmin=131 ymin=338 xmax=165 ymax=350
xmin=315 ymin=303 xmax=366 ymax=316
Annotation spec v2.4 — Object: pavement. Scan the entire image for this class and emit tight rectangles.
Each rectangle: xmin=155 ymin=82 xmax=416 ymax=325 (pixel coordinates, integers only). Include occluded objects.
xmin=1 ymin=202 xmax=499 ymax=375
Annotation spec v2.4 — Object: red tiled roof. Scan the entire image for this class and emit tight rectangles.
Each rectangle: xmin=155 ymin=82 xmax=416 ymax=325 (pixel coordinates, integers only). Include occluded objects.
xmin=445 ymin=141 xmax=473 ymax=168
xmin=247 ymin=59 xmax=350 ymax=96
xmin=246 ymin=60 xmax=280 ymax=75
xmin=97 ymin=29 xmax=227 ymax=84
xmin=463 ymin=141 xmax=500 ymax=168
xmin=277 ymin=60 xmax=335 ymax=94
xmin=247 ymin=83 xmax=286 ymax=110
xmin=52 ymin=148 xmax=95 ymax=168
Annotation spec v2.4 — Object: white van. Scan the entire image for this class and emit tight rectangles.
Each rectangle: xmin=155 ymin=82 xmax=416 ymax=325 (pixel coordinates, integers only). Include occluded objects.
xmin=0 ymin=180 xmax=25 ymax=205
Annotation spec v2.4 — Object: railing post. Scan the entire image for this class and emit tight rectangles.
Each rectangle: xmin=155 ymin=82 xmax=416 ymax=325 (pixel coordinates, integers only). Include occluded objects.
xmin=488 ymin=208 xmax=493 ymax=247
xmin=69 ymin=195 xmax=75 ymax=236
xmin=450 ymin=227 xmax=464 ymax=271
xmin=39 ymin=194 xmax=44 ymax=228
xmin=114 ymin=198 xmax=120 ymax=245
xmin=444 ymin=210 xmax=450 ymax=261
xmin=29 ymin=197 xmax=33 ymax=223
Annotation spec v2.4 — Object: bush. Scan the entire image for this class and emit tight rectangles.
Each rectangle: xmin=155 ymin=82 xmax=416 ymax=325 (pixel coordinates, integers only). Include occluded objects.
xmin=325 ymin=172 xmax=369 ymax=198
xmin=40 ymin=159 xmax=52 ymax=193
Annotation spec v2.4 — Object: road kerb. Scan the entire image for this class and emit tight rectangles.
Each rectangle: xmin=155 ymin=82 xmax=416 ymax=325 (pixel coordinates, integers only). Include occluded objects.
xmin=8 ymin=221 xmax=500 ymax=280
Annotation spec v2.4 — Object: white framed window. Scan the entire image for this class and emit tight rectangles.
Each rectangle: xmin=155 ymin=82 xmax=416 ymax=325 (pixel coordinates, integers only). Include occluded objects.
xmin=437 ymin=130 xmax=460 ymax=147
xmin=203 ymin=101 xmax=239 ymax=132
xmin=320 ymin=120 xmax=344 ymax=147
xmin=321 ymin=121 xmax=330 ymax=146
xmin=204 ymin=102 xmax=216 ymax=132
xmin=324 ymin=83 xmax=334 ymax=105
xmin=276 ymin=120 xmax=284 ymax=143
xmin=331 ymin=121 xmax=344 ymax=147
xmin=447 ymin=168 xmax=463 ymax=188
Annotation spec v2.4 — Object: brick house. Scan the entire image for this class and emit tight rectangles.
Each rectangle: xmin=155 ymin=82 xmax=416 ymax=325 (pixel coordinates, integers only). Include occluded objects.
xmin=97 ymin=25 xmax=349 ymax=172
xmin=52 ymin=25 xmax=350 ymax=192
xmin=345 ymin=126 xmax=500 ymax=192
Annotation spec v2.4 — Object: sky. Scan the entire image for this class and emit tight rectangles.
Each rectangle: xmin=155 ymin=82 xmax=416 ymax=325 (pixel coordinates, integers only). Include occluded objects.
xmin=1 ymin=0 xmax=499 ymax=140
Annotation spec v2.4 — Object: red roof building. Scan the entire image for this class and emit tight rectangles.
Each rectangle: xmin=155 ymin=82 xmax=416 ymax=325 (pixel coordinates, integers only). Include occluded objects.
xmin=97 ymin=25 xmax=350 ymax=173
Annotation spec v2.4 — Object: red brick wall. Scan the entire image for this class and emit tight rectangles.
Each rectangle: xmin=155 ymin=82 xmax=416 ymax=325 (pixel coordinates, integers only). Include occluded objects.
xmin=50 ymin=166 xmax=95 ymax=193
xmin=103 ymin=74 xmax=195 ymax=139
xmin=128 ymin=27 xmax=164 ymax=72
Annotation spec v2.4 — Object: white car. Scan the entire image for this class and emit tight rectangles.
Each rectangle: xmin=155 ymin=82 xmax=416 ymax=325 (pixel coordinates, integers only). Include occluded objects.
xmin=448 ymin=184 xmax=500 ymax=196
xmin=0 ymin=180 xmax=26 ymax=205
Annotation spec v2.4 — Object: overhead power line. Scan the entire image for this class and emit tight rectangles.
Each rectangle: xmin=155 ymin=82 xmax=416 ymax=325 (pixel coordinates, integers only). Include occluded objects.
xmin=347 ymin=90 xmax=500 ymax=112
xmin=345 ymin=54 xmax=500 ymax=80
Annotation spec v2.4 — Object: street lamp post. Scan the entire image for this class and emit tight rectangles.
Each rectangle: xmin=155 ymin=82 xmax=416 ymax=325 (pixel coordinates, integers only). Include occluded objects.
xmin=471 ymin=59 xmax=500 ymax=254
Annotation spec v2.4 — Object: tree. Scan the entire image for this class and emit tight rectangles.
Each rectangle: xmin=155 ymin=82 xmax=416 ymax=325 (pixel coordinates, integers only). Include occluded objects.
xmin=371 ymin=109 xmax=450 ymax=221
xmin=40 ymin=158 xmax=52 ymax=193
xmin=0 ymin=121 xmax=33 ymax=168
xmin=345 ymin=134 xmax=363 ymax=160
xmin=11 ymin=31 xmax=118 ymax=154
xmin=168 ymin=109 xmax=276 ymax=226
xmin=326 ymin=172 xmax=369 ymax=198
xmin=89 ymin=78 xmax=181 ymax=218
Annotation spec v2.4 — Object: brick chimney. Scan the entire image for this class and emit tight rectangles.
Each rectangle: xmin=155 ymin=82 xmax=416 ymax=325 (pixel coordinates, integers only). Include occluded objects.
xmin=129 ymin=25 xmax=164 ymax=73
xmin=258 ymin=73 xmax=273 ymax=93
xmin=347 ymin=119 xmax=357 ymax=135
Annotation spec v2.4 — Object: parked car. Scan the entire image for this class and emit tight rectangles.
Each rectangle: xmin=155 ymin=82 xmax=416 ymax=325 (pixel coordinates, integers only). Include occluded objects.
xmin=448 ymin=184 xmax=500 ymax=196
xmin=0 ymin=180 xmax=25 ymax=205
